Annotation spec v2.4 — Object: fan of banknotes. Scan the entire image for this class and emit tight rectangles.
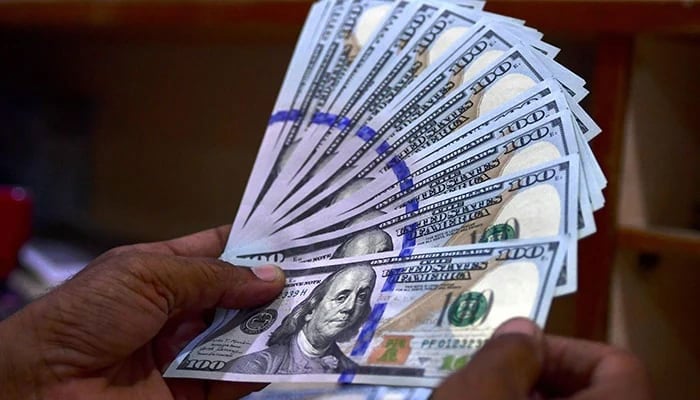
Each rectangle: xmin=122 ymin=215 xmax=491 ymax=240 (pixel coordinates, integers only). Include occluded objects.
xmin=165 ymin=0 xmax=605 ymax=393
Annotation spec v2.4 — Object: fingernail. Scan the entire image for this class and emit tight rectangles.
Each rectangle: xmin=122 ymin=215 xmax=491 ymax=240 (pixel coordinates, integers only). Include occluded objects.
xmin=493 ymin=317 xmax=541 ymax=338
xmin=252 ymin=264 xmax=282 ymax=282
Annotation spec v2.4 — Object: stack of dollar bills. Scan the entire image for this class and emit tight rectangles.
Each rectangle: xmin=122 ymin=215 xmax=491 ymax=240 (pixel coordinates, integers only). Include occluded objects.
xmin=165 ymin=0 xmax=605 ymax=394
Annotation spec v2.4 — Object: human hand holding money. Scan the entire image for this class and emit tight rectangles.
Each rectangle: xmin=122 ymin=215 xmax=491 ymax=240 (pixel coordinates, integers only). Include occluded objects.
xmin=431 ymin=318 xmax=652 ymax=400
xmin=0 ymin=237 xmax=650 ymax=400
xmin=167 ymin=0 xmax=606 ymax=392
xmin=0 ymin=226 xmax=286 ymax=400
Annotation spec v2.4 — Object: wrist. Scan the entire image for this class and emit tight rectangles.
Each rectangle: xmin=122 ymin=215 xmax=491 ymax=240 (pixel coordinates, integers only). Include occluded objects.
xmin=0 ymin=302 xmax=48 ymax=399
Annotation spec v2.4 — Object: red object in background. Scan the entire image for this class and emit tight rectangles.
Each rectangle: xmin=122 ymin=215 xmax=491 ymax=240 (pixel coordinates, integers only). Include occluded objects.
xmin=0 ymin=186 xmax=33 ymax=279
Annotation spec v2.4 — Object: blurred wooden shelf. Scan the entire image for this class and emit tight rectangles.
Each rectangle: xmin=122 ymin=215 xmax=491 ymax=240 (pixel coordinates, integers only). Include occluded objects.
xmin=616 ymin=35 xmax=700 ymax=260
xmin=0 ymin=1 xmax=697 ymax=39
xmin=0 ymin=1 xmax=311 ymax=42
xmin=485 ymin=0 xmax=700 ymax=35
xmin=618 ymin=227 xmax=700 ymax=257
xmin=0 ymin=1 xmax=310 ymax=27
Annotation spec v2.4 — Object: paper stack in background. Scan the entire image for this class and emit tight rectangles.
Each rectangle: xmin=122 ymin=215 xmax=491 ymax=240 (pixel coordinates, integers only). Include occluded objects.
xmin=166 ymin=0 xmax=604 ymax=391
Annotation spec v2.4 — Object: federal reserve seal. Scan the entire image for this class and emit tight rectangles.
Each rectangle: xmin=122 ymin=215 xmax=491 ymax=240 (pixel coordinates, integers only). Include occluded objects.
xmin=241 ymin=309 xmax=278 ymax=335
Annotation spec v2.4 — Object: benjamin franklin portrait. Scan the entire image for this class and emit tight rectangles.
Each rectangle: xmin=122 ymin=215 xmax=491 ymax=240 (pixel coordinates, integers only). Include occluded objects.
xmin=228 ymin=265 xmax=377 ymax=374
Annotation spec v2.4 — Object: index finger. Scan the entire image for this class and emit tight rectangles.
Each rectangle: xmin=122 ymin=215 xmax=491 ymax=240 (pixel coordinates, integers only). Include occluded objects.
xmin=539 ymin=335 xmax=653 ymax=399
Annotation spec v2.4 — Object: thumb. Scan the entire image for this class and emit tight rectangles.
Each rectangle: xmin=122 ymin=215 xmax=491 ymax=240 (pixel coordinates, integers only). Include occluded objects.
xmin=432 ymin=318 xmax=544 ymax=400
xmin=118 ymin=252 xmax=286 ymax=317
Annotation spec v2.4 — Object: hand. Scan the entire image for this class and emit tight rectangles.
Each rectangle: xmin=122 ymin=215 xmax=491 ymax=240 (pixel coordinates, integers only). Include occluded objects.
xmin=433 ymin=318 xmax=653 ymax=400
xmin=0 ymin=225 xmax=285 ymax=400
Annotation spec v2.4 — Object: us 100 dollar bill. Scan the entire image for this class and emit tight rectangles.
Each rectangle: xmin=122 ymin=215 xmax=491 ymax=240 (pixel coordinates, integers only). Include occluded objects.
xmin=228 ymin=0 xmax=334 ymax=243
xmin=166 ymin=238 xmax=566 ymax=387
xmin=296 ymin=111 xmax=583 ymax=236
xmin=262 ymin=46 xmax=586 ymax=232
xmin=254 ymin=80 xmax=586 ymax=241
xmin=233 ymin=0 xmax=409 ymax=244
xmin=257 ymin=1 xmax=482 ymax=221
xmin=277 ymin=21 xmax=556 ymax=211
xmin=231 ymin=156 xmax=579 ymax=291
